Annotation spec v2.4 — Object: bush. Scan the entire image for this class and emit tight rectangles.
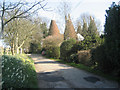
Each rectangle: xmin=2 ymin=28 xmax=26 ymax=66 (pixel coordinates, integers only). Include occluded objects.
xmin=60 ymin=39 xmax=76 ymax=61
xmin=43 ymin=35 xmax=64 ymax=48
xmin=90 ymin=3 xmax=120 ymax=76
xmin=77 ymin=50 xmax=91 ymax=66
xmin=2 ymin=55 xmax=38 ymax=88
xmin=70 ymin=41 xmax=83 ymax=54
xmin=79 ymin=36 xmax=102 ymax=50
xmin=91 ymin=45 xmax=116 ymax=74
xmin=29 ymin=43 xmax=42 ymax=54
xmin=69 ymin=54 xmax=78 ymax=63
xmin=46 ymin=46 xmax=60 ymax=59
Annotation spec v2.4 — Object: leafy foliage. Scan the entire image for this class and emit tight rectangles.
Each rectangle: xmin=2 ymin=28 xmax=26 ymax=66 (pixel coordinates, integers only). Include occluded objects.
xmin=43 ymin=35 xmax=64 ymax=48
xmin=60 ymin=39 xmax=76 ymax=61
xmin=46 ymin=46 xmax=60 ymax=59
xmin=77 ymin=23 xmax=82 ymax=34
xmin=40 ymin=22 xmax=48 ymax=38
xmin=29 ymin=42 xmax=42 ymax=54
xmin=82 ymin=20 xmax=88 ymax=37
xmin=91 ymin=2 xmax=120 ymax=76
xmin=2 ymin=55 xmax=38 ymax=88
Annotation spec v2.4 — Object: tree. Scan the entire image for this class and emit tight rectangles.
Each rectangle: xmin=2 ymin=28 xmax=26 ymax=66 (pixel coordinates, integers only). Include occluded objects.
xmin=0 ymin=0 xmax=47 ymax=37
xmin=104 ymin=2 xmax=120 ymax=75
xmin=82 ymin=19 xmax=88 ymax=37
xmin=88 ymin=16 xmax=99 ymax=37
xmin=4 ymin=18 xmax=38 ymax=55
xmin=91 ymin=2 xmax=120 ymax=76
xmin=77 ymin=22 xmax=82 ymax=34
xmin=40 ymin=22 xmax=48 ymax=38
xmin=76 ymin=13 xmax=101 ymax=35
xmin=57 ymin=1 xmax=71 ymax=21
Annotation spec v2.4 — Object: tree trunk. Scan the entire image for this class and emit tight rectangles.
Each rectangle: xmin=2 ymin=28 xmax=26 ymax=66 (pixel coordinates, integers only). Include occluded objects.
xmin=16 ymin=33 xmax=19 ymax=54
xmin=11 ymin=43 xmax=15 ymax=55
xmin=20 ymin=48 xmax=22 ymax=54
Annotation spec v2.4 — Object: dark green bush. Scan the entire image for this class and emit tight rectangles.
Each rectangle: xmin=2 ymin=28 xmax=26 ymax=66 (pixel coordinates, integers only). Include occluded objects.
xmin=79 ymin=36 xmax=102 ymax=50
xmin=60 ymin=39 xmax=76 ymax=61
xmin=70 ymin=41 xmax=83 ymax=54
xmin=46 ymin=46 xmax=60 ymax=59
xmin=69 ymin=54 xmax=78 ymax=63
xmin=90 ymin=3 xmax=120 ymax=76
xmin=91 ymin=45 xmax=116 ymax=74
xmin=29 ymin=43 xmax=42 ymax=54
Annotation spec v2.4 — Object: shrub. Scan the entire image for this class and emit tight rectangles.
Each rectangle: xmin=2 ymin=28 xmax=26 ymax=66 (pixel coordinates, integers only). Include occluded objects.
xmin=2 ymin=55 xmax=38 ymax=88
xmin=69 ymin=54 xmax=78 ymax=63
xmin=60 ymin=39 xmax=76 ymax=61
xmin=46 ymin=46 xmax=60 ymax=59
xmin=43 ymin=35 xmax=64 ymax=48
xmin=70 ymin=41 xmax=83 ymax=54
xmin=90 ymin=3 xmax=120 ymax=76
xmin=91 ymin=45 xmax=115 ymax=74
xmin=77 ymin=50 xmax=91 ymax=66
xmin=79 ymin=36 xmax=102 ymax=50
xmin=29 ymin=43 xmax=42 ymax=54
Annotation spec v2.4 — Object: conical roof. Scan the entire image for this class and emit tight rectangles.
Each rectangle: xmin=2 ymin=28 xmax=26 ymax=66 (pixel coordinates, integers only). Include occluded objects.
xmin=64 ymin=15 xmax=77 ymax=40
xmin=48 ymin=20 xmax=60 ymax=36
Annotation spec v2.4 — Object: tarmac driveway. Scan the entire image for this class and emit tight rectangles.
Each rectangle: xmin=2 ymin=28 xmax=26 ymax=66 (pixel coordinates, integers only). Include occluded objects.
xmin=28 ymin=54 xmax=119 ymax=88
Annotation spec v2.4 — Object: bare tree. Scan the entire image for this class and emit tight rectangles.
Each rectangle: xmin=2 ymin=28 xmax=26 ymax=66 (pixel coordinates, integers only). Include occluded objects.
xmin=0 ymin=0 xmax=47 ymax=37
xmin=57 ymin=1 xmax=71 ymax=22
xmin=4 ymin=18 xmax=40 ymax=55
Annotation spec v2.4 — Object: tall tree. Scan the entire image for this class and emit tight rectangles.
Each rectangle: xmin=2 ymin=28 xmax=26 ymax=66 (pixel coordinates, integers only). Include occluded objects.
xmin=82 ymin=19 xmax=88 ymax=37
xmin=104 ymin=2 xmax=120 ymax=75
xmin=4 ymin=18 xmax=38 ymax=55
xmin=40 ymin=22 xmax=48 ymax=38
xmin=76 ymin=13 xmax=101 ymax=34
xmin=77 ymin=22 xmax=82 ymax=35
xmin=88 ymin=16 xmax=99 ymax=37
xmin=57 ymin=1 xmax=71 ymax=21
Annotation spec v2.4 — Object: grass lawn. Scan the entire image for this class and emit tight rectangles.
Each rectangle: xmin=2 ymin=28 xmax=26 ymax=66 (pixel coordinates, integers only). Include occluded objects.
xmin=45 ymin=57 xmax=120 ymax=83
xmin=2 ymin=54 xmax=38 ymax=88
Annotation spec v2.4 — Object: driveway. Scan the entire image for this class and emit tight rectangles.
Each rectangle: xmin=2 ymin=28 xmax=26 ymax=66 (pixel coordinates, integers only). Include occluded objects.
xmin=28 ymin=54 xmax=119 ymax=88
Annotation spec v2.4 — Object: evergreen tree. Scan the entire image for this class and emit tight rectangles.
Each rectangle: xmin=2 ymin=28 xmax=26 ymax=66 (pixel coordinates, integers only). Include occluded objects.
xmin=88 ymin=16 xmax=99 ymax=37
xmin=40 ymin=23 xmax=48 ymax=38
xmin=104 ymin=2 xmax=120 ymax=75
xmin=82 ymin=20 xmax=88 ymax=37
xmin=77 ymin=23 xmax=82 ymax=35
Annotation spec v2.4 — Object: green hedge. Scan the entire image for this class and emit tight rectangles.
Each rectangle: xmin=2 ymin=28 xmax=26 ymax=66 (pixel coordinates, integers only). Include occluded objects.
xmin=60 ymin=39 xmax=76 ymax=62
xmin=2 ymin=54 xmax=38 ymax=88
xmin=46 ymin=46 xmax=60 ymax=59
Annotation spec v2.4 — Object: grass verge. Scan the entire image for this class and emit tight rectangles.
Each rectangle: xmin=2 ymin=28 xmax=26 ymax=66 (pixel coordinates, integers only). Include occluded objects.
xmin=2 ymin=54 xmax=38 ymax=88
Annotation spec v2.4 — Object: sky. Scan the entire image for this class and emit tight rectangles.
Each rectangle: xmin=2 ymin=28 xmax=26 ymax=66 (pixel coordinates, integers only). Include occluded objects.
xmin=0 ymin=0 xmax=120 ymax=46
xmin=37 ymin=0 xmax=119 ymax=33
